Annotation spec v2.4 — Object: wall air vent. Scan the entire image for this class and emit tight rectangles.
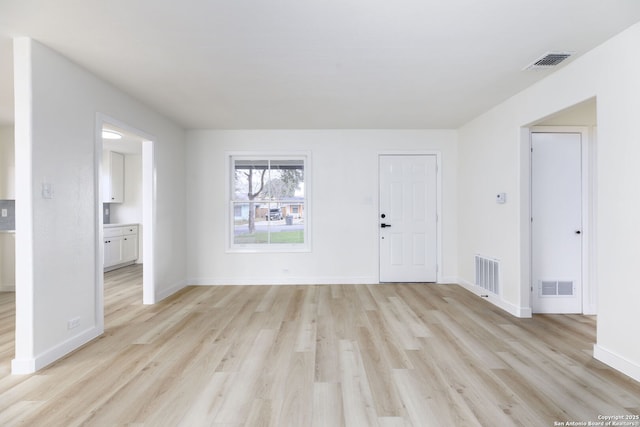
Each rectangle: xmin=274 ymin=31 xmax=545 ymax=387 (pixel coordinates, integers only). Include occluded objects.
xmin=524 ymin=52 xmax=574 ymax=70
xmin=539 ymin=280 xmax=574 ymax=297
xmin=475 ymin=255 xmax=500 ymax=295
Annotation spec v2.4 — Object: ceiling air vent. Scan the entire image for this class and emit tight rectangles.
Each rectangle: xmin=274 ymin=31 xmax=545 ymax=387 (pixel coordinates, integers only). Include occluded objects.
xmin=524 ymin=52 xmax=574 ymax=70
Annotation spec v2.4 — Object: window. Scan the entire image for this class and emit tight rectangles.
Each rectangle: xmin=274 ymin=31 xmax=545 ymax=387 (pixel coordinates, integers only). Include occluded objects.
xmin=228 ymin=153 xmax=309 ymax=252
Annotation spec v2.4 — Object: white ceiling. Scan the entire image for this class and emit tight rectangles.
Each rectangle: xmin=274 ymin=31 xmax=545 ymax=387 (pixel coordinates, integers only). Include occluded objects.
xmin=1 ymin=0 xmax=640 ymax=129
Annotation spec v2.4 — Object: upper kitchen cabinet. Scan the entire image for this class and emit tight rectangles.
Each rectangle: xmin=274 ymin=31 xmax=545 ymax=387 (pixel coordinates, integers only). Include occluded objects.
xmin=0 ymin=126 xmax=15 ymax=200
xmin=103 ymin=150 xmax=124 ymax=203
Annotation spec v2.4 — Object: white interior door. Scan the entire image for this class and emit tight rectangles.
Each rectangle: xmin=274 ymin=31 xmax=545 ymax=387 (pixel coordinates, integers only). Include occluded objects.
xmin=379 ymin=155 xmax=437 ymax=282
xmin=531 ymin=132 xmax=582 ymax=313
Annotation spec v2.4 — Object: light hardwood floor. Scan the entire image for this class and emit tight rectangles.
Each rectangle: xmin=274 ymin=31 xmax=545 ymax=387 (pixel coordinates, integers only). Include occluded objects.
xmin=0 ymin=265 xmax=639 ymax=426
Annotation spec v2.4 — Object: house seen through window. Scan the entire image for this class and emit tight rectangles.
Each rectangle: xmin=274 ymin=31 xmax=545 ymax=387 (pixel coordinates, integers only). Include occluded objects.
xmin=230 ymin=155 xmax=308 ymax=251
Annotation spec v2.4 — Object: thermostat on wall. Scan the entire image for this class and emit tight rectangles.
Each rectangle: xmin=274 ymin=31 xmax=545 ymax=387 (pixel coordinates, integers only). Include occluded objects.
xmin=496 ymin=193 xmax=506 ymax=204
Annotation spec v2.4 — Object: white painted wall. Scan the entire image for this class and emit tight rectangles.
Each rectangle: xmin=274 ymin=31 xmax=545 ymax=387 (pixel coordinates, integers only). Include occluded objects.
xmin=457 ymin=22 xmax=640 ymax=381
xmin=186 ymin=130 xmax=458 ymax=285
xmin=12 ymin=38 xmax=186 ymax=373
xmin=110 ymin=152 xmax=143 ymax=262
xmin=0 ymin=125 xmax=15 ymax=199
xmin=538 ymin=98 xmax=597 ymax=127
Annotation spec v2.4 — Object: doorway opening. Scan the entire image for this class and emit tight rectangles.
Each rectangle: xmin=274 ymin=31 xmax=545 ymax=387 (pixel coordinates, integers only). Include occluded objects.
xmin=97 ymin=115 xmax=155 ymax=309
xmin=522 ymin=98 xmax=597 ymax=315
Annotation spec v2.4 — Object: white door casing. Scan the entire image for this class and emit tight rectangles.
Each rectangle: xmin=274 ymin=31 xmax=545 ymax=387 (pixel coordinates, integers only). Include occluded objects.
xmin=379 ymin=155 xmax=437 ymax=282
xmin=531 ymin=132 xmax=583 ymax=313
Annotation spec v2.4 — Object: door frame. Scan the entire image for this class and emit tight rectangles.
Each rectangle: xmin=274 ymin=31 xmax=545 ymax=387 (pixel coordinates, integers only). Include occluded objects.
xmin=377 ymin=151 xmax=442 ymax=283
xmin=527 ymin=126 xmax=593 ymax=314
xmin=95 ymin=113 xmax=156 ymax=315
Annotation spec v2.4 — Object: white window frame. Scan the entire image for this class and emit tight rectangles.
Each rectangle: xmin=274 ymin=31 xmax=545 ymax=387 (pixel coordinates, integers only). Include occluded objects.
xmin=226 ymin=151 xmax=311 ymax=253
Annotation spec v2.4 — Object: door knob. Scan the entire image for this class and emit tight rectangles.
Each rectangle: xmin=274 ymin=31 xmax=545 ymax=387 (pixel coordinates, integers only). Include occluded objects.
xmin=381 ymin=223 xmax=391 ymax=228
xmin=575 ymin=230 xmax=581 ymax=234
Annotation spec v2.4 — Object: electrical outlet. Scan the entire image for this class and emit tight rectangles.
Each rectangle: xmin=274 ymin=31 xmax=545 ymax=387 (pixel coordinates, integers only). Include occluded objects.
xmin=67 ymin=317 xmax=80 ymax=330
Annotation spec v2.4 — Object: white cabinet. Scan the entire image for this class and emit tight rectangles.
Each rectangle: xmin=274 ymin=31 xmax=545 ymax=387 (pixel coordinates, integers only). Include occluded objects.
xmin=121 ymin=229 xmax=138 ymax=263
xmin=104 ymin=235 xmax=122 ymax=268
xmin=104 ymin=225 xmax=138 ymax=270
xmin=102 ymin=151 xmax=124 ymax=203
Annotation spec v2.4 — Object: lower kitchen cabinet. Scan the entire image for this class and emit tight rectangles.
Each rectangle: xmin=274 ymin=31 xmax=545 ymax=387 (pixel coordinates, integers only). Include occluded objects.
xmin=104 ymin=235 xmax=123 ymax=268
xmin=104 ymin=224 xmax=138 ymax=271
xmin=121 ymin=233 xmax=138 ymax=262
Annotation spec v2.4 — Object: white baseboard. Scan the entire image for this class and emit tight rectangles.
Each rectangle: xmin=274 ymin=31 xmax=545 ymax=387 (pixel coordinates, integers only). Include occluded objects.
xmin=11 ymin=357 xmax=36 ymax=375
xmin=104 ymin=260 xmax=136 ymax=273
xmin=12 ymin=325 xmax=103 ymax=375
xmin=594 ymin=344 xmax=640 ymax=383
xmin=153 ymin=279 xmax=188 ymax=303
xmin=188 ymin=276 xmax=379 ymax=286
xmin=457 ymin=278 xmax=532 ymax=318
xmin=189 ymin=277 xmax=477 ymax=287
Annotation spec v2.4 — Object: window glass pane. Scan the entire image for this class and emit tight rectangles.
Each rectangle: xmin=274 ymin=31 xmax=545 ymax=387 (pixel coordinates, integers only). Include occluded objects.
xmin=233 ymin=159 xmax=269 ymax=200
xmin=233 ymin=202 xmax=266 ymax=244
xmin=266 ymin=159 xmax=304 ymax=200
xmin=233 ymin=202 xmax=276 ymax=244
xmin=232 ymin=202 xmax=251 ymax=243
xmin=271 ymin=202 xmax=304 ymax=244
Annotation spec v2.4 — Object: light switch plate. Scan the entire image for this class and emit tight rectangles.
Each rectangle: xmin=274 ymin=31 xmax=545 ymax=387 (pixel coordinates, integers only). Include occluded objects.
xmin=1 ymin=209 xmax=6 ymax=217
